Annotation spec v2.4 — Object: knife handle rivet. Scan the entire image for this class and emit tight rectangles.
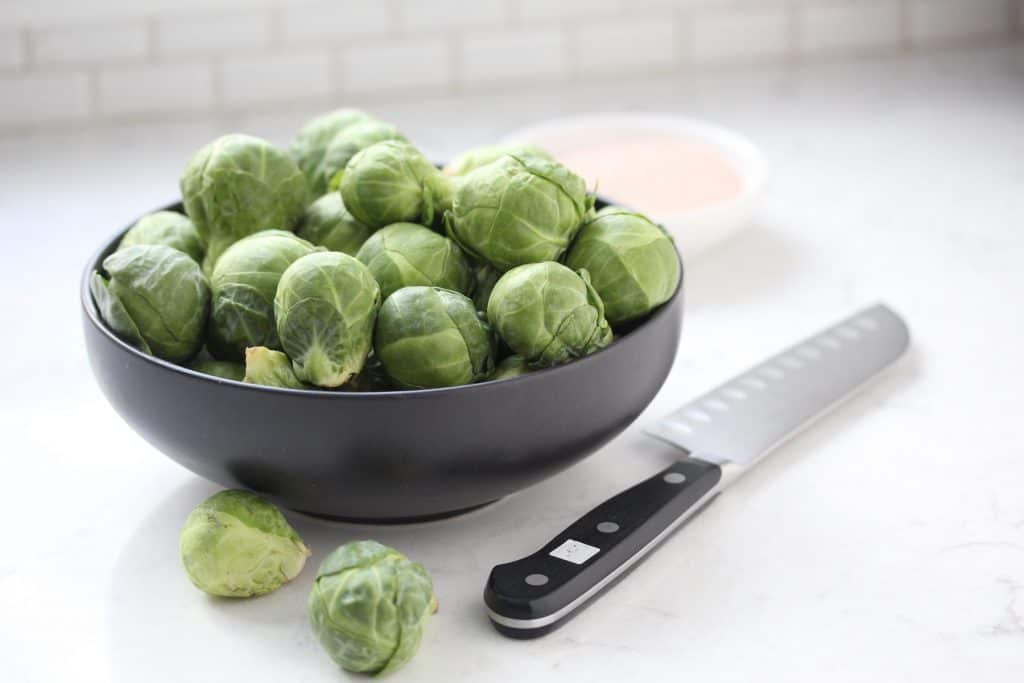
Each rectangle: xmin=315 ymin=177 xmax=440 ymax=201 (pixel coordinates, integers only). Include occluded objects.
xmin=663 ymin=473 xmax=687 ymax=485
xmin=855 ymin=316 xmax=879 ymax=331
xmin=525 ymin=573 xmax=549 ymax=586
xmin=798 ymin=345 xmax=822 ymax=360
xmin=818 ymin=336 xmax=841 ymax=350
xmin=596 ymin=521 xmax=620 ymax=533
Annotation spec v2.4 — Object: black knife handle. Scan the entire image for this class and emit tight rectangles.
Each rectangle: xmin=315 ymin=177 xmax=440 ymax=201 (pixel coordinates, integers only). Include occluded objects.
xmin=484 ymin=458 xmax=722 ymax=638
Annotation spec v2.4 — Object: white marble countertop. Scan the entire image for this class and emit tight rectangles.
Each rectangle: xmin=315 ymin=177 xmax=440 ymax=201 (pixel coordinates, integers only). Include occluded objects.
xmin=2 ymin=44 xmax=1023 ymax=682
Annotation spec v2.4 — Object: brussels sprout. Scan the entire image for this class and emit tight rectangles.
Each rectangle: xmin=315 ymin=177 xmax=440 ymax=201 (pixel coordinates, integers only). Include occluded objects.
xmin=491 ymin=355 xmax=531 ymax=381
xmin=309 ymin=540 xmax=437 ymax=675
xmin=243 ymin=346 xmax=306 ymax=389
xmin=375 ymin=286 xmax=494 ymax=389
xmin=443 ymin=142 xmax=552 ymax=176
xmin=207 ymin=230 xmax=319 ymax=360
xmin=275 ymin=252 xmax=381 ymax=387
xmin=356 ymin=222 xmax=472 ymax=301
xmin=119 ymin=210 xmax=203 ymax=263
xmin=289 ymin=108 xmax=375 ymax=190
xmin=189 ymin=359 xmax=245 ymax=382
xmin=180 ymin=489 xmax=310 ymax=598
xmin=445 ymin=155 xmax=592 ymax=271
xmin=296 ymin=193 xmax=373 ymax=256
xmin=318 ymin=120 xmax=407 ymax=193
xmin=93 ymin=245 xmax=209 ymax=362
xmin=487 ymin=262 xmax=612 ymax=367
xmin=471 ymin=262 xmax=500 ymax=312
xmin=181 ymin=134 xmax=310 ymax=273
xmin=565 ymin=207 xmax=681 ymax=325
xmin=340 ymin=140 xmax=453 ymax=229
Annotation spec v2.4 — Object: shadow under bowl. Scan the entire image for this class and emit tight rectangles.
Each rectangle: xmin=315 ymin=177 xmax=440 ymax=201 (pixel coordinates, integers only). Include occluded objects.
xmin=81 ymin=201 xmax=684 ymax=522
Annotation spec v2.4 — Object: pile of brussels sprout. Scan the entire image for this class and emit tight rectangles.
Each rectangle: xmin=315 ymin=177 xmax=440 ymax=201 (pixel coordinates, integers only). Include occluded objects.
xmin=91 ymin=108 xmax=681 ymax=391
xmin=180 ymin=489 xmax=436 ymax=675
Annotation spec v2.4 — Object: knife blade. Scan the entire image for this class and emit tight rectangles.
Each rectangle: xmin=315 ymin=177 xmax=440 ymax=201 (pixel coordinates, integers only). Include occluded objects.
xmin=484 ymin=303 xmax=910 ymax=638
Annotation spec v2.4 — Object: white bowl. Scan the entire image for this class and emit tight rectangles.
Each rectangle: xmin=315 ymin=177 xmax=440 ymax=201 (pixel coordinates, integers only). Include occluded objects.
xmin=502 ymin=113 xmax=767 ymax=259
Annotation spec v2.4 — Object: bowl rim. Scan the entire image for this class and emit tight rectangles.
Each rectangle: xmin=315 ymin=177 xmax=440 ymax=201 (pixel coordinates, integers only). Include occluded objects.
xmin=501 ymin=112 xmax=768 ymax=222
xmin=82 ymin=201 xmax=684 ymax=399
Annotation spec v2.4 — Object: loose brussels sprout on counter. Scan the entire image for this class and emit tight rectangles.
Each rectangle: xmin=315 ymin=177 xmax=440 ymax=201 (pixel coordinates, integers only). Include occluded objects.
xmin=340 ymin=140 xmax=453 ymax=229
xmin=375 ymin=286 xmax=494 ymax=389
xmin=318 ymin=120 xmax=407 ymax=192
xmin=487 ymin=261 xmax=612 ymax=368
xmin=275 ymin=251 xmax=381 ymax=388
xmin=443 ymin=142 xmax=552 ymax=176
xmin=181 ymin=133 xmax=310 ymax=273
xmin=445 ymin=154 xmax=592 ymax=272
xmin=289 ymin=108 xmax=375 ymax=192
xmin=296 ymin=193 xmax=374 ymax=256
xmin=356 ymin=222 xmax=472 ymax=300
xmin=189 ymin=359 xmax=245 ymax=382
xmin=243 ymin=346 xmax=306 ymax=389
xmin=118 ymin=210 xmax=203 ymax=263
xmin=491 ymin=354 xmax=531 ymax=381
xmin=207 ymin=230 xmax=320 ymax=360
xmin=566 ymin=207 xmax=680 ymax=325
xmin=92 ymin=244 xmax=210 ymax=362
xmin=180 ymin=489 xmax=310 ymax=597
xmin=308 ymin=540 xmax=437 ymax=675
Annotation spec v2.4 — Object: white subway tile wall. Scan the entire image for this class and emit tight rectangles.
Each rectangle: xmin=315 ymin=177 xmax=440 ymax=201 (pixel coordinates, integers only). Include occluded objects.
xmin=799 ymin=2 xmax=904 ymax=56
xmin=0 ymin=32 xmax=26 ymax=70
xmin=0 ymin=0 xmax=1018 ymax=132
xmin=221 ymin=51 xmax=332 ymax=107
xmin=460 ymin=30 xmax=566 ymax=85
xmin=908 ymin=0 xmax=1014 ymax=45
xmin=576 ymin=18 xmax=678 ymax=74
xmin=155 ymin=12 xmax=273 ymax=57
xmin=692 ymin=7 xmax=792 ymax=64
xmin=33 ymin=22 xmax=150 ymax=66
xmin=97 ymin=63 xmax=216 ymax=116
xmin=344 ymin=38 xmax=452 ymax=93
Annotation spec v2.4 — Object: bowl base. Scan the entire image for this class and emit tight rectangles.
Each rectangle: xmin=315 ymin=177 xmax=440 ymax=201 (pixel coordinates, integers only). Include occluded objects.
xmin=294 ymin=498 xmax=502 ymax=525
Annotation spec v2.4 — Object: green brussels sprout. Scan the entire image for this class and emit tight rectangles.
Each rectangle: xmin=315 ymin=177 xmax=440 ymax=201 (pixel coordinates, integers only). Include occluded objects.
xmin=92 ymin=244 xmax=210 ymax=362
xmin=119 ymin=210 xmax=203 ymax=263
xmin=275 ymin=252 xmax=381 ymax=387
xmin=445 ymin=155 xmax=593 ymax=271
xmin=375 ymin=286 xmax=495 ymax=389
xmin=180 ymin=489 xmax=310 ymax=597
xmin=340 ymin=140 xmax=453 ymax=229
xmin=181 ymin=133 xmax=310 ymax=273
xmin=243 ymin=346 xmax=306 ymax=389
xmin=443 ymin=142 xmax=552 ymax=176
xmin=290 ymin=109 xmax=376 ymax=191
xmin=491 ymin=355 xmax=531 ymax=381
xmin=308 ymin=540 xmax=437 ymax=675
xmin=207 ymin=230 xmax=319 ymax=360
xmin=355 ymin=222 xmax=472 ymax=301
xmin=487 ymin=262 xmax=612 ymax=367
xmin=189 ymin=359 xmax=245 ymax=382
xmin=318 ymin=121 xmax=408 ymax=192
xmin=471 ymin=262 xmax=500 ymax=312
xmin=296 ymin=193 xmax=373 ymax=256
xmin=565 ymin=207 xmax=681 ymax=325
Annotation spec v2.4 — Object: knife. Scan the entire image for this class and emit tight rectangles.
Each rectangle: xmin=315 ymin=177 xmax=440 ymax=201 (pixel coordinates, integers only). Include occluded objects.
xmin=484 ymin=303 xmax=910 ymax=638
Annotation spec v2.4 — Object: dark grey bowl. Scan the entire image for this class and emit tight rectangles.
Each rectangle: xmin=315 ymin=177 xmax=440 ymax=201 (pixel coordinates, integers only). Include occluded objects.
xmin=82 ymin=202 xmax=684 ymax=522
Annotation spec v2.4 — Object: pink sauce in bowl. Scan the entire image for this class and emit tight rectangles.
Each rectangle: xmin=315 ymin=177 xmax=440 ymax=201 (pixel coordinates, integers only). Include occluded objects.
xmin=553 ymin=132 xmax=743 ymax=215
